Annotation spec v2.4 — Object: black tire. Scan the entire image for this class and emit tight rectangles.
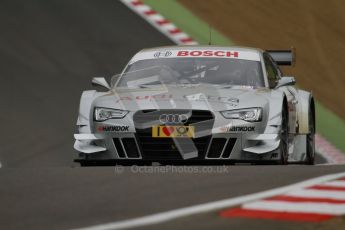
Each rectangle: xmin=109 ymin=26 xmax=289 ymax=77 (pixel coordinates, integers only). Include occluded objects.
xmin=305 ymin=105 xmax=315 ymax=165
xmin=279 ymin=104 xmax=289 ymax=165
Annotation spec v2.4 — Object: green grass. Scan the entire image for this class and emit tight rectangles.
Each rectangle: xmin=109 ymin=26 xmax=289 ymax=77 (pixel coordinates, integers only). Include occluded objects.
xmin=316 ymin=102 xmax=345 ymax=151
xmin=143 ymin=0 xmax=345 ymax=152
xmin=143 ymin=0 xmax=232 ymax=46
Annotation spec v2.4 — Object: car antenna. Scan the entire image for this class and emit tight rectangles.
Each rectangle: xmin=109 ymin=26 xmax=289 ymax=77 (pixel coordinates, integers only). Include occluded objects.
xmin=208 ymin=25 xmax=212 ymax=45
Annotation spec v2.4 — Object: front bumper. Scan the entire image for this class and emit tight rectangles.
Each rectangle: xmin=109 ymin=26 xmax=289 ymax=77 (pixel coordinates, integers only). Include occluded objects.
xmin=74 ymin=132 xmax=281 ymax=162
xmin=74 ymin=109 xmax=281 ymax=163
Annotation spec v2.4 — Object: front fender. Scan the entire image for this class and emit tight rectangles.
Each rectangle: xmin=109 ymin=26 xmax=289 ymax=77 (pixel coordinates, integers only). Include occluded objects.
xmin=296 ymin=90 xmax=314 ymax=134
xmin=264 ymin=90 xmax=287 ymax=134
xmin=76 ymin=90 xmax=97 ymax=127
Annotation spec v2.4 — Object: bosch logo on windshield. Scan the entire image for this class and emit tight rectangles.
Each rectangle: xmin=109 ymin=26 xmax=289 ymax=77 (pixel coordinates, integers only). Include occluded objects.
xmin=177 ymin=50 xmax=239 ymax=57
xmin=159 ymin=114 xmax=189 ymax=124
xmin=154 ymin=51 xmax=172 ymax=58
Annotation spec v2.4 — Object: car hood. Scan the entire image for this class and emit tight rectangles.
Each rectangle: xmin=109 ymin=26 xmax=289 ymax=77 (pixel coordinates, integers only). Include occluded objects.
xmin=93 ymin=84 xmax=271 ymax=111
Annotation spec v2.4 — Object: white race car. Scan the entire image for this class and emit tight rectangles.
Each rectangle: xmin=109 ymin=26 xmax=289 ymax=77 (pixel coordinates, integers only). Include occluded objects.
xmin=74 ymin=46 xmax=315 ymax=166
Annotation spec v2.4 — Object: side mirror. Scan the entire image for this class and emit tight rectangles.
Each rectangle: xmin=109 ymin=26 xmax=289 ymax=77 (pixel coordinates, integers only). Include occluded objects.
xmin=276 ymin=76 xmax=296 ymax=88
xmin=92 ymin=77 xmax=110 ymax=90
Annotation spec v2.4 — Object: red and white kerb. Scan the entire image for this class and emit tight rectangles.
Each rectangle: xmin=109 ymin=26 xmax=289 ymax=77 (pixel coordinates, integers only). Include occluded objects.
xmin=315 ymin=134 xmax=345 ymax=164
xmin=120 ymin=0 xmax=197 ymax=45
xmin=220 ymin=177 xmax=345 ymax=222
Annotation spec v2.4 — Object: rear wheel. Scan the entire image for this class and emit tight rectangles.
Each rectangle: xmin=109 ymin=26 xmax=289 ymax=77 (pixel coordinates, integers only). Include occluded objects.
xmin=305 ymin=106 xmax=315 ymax=165
xmin=279 ymin=105 xmax=289 ymax=165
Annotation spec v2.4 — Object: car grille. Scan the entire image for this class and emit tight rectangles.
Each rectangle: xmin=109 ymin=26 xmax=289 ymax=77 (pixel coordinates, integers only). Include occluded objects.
xmin=222 ymin=138 xmax=237 ymax=158
xmin=206 ymin=138 xmax=237 ymax=158
xmin=113 ymin=138 xmax=126 ymax=158
xmin=206 ymin=138 xmax=227 ymax=158
xmin=134 ymin=110 xmax=214 ymax=160
xmin=113 ymin=137 xmax=141 ymax=158
xmin=122 ymin=138 xmax=140 ymax=158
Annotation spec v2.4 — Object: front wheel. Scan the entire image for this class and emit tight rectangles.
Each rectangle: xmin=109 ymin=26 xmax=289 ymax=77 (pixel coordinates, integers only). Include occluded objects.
xmin=279 ymin=105 xmax=289 ymax=165
xmin=305 ymin=108 xmax=315 ymax=165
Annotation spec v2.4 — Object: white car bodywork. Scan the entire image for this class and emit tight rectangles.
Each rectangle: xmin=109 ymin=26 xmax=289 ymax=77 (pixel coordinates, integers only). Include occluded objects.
xmin=74 ymin=46 xmax=315 ymax=165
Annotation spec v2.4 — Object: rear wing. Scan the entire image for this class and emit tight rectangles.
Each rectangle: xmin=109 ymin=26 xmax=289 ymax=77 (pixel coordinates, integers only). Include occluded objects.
xmin=266 ymin=49 xmax=295 ymax=66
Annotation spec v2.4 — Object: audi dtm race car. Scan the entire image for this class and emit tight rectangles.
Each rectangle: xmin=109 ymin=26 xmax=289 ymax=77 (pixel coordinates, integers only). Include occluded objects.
xmin=74 ymin=46 xmax=315 ymax=166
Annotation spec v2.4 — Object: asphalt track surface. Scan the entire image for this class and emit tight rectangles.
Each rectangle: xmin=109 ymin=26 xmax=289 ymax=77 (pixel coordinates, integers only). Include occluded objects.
xmin=0 ymin=0 xmax=344 ymax=229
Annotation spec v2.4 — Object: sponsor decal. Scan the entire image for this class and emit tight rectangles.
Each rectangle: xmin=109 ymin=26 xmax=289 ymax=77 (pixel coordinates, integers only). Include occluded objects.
xmin=97 ymin=125 xmax=129 ymax=132
xmin=177 ymin=50 xmax=239 ymax=58
xmin=152 ymin=125 xmax=195 ymax=138
xmin=117 ymin=94 xmax=173 ymax=102
xmin=183 ymin=94 xmax=239 ymax=104
xmin=228 ymin=126 xmax=255 ymax=132
xmin=220 ymin=125 xmax=255 ymax=132
xmin=154 ymin=51 xmax=172 ymax=58
xmin=116 ymin=94 xmax=239 ymax=106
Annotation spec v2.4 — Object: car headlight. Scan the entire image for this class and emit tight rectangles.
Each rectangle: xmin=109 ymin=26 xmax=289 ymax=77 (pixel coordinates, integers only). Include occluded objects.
xmin=94 ymin=108 xmax=129 ymax=121
xmin=220 ymin=108 xmax=262 ymax=122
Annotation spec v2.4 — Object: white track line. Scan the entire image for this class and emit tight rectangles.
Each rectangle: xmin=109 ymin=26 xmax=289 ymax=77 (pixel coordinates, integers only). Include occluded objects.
xmin=78 ymin=172 xmax=345 ymax=230
xmin=322 ymin=180 xmax=345 ymax=187
xmin=286 ymin=189 xmax=345 ymax=200
xmin=242 ymin=200 xmax=345 ymax=215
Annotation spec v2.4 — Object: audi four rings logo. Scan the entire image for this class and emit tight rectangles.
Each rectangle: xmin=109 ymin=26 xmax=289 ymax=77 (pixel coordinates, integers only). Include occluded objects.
xmin=154 ymin=51 xmax=172 ymax=58
xmin=159 ymin=114 xmax=189 ymax=124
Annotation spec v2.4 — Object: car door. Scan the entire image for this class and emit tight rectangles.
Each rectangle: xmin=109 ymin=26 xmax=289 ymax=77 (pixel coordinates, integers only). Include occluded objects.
xmin=263 ymin=53 xmax=298 ymax=134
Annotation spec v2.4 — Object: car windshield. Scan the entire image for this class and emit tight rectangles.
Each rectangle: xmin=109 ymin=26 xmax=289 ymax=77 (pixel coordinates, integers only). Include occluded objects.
xmin=115 ymin=57 xmax=264 ymax=88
